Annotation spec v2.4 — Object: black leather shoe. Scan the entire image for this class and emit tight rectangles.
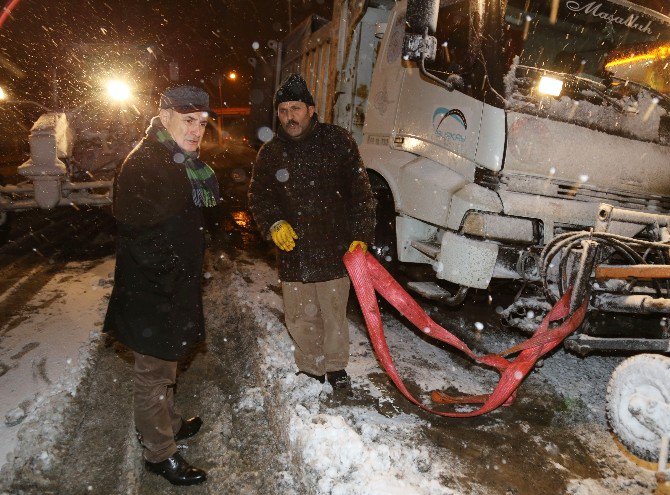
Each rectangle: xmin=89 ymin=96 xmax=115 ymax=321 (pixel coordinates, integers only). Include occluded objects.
xmin=327 ymin=369 xmax=351 ymax=390
xmin=175 ymin=416 xmax=203 ymax=441
xmin=296 ymin=371 xmax=325 ymax=383
xmin=145 ymin=452 xmax=207 ymax=486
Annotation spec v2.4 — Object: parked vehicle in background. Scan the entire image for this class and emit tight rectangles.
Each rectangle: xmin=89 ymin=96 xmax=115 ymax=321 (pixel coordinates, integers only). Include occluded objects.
xmin=0 ymin=43 xmax=163 ymax=215
xmin=200 ymin=140 xmax=255 ymax=209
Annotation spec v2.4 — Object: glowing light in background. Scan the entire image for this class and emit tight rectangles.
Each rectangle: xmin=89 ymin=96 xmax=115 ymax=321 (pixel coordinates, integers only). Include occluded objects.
xmin=105 ymin=79 xmax=131 ymax=102
xmin=228 ymin=71 xmax=238 ymax=81
xmin=606 ymin=44 xmax=670 ymax=69
xmin=0 ymin=86 xmax=6 ymax=100
xmin=231 ymin=210 xmax=252 ymax=228
xmin=549 ymin=0 xmax=559 ymax=24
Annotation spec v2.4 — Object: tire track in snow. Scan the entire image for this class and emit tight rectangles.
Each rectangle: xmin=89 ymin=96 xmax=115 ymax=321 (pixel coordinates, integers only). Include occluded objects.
xmin=0 ymin=263 xmax=65 ymax=337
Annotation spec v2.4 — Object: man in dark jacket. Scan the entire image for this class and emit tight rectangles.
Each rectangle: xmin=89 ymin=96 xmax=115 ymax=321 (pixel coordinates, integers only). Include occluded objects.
xmin=248 ymin=74 xmax=375 ymax=390
xmin=104 ymin=85 xmax=220 ymax=486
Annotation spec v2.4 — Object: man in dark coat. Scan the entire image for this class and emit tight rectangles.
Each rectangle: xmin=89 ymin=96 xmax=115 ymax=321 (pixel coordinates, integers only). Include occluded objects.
xmin=248 ymin=74 xmax=375 ymax=390
xmin=104 ymin=85 xmax=220 ymax=486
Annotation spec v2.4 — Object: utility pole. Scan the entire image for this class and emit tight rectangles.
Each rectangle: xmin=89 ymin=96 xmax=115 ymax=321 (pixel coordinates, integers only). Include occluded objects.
xmin=218 ymin=75 xmax=223 ymax=145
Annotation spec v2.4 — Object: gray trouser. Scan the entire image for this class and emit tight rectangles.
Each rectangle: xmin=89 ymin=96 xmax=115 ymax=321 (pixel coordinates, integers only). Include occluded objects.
xmin=133 ymin=352 xmax=183 ymax=463
xmin=282 ymin=276 xmax=351 ymax=376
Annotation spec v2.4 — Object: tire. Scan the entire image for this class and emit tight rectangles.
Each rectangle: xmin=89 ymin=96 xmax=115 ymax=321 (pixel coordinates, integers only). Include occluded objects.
xmin=369 ymin=176 xmax=396 ymax=270
xmin=606 ymin=354 xmax=670 ymax=461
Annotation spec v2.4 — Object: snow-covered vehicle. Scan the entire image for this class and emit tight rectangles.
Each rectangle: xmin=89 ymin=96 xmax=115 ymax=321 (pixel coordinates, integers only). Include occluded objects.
xmin=259 ymin=0 xmax=670 ymax=468
xmin=0 ymin=43 xmax=159 ymax=214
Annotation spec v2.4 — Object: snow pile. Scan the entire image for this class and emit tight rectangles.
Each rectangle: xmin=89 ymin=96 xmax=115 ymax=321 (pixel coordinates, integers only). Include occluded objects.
xmin=289 ymin=408 xmax=451 ymax=495
xmin=0 ymin=247 xmax=655 ymax=493
xmin=0 ymin=259 xmax=114 ymax=481
xmin=223 ymin=253 xmax=466 ymax=494
xmin=235 ymin=386 xmax=265 ymax=413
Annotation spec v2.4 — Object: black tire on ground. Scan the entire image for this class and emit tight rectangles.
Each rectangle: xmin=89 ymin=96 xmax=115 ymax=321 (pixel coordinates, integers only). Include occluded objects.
xmin=606 ymin=353 xmax=670 ymax=461
xmin=369 ymin=174 xmax=397 ymax=271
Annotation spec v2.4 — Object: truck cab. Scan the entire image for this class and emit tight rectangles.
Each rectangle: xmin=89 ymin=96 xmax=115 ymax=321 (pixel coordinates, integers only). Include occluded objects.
xmin=363 ymin=0 xmax=670 ymax=292
xmin=267 ymin=0 xmax=670 ymax=304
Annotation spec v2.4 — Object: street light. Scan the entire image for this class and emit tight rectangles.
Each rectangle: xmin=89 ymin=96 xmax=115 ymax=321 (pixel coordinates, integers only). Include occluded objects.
xmin=216 ymin=71 xmax=239 ymax=145
xmin=0 ymin=86 xmax=6 ymax=100
xmin=217 ymin=70 xmax=239 ymax=106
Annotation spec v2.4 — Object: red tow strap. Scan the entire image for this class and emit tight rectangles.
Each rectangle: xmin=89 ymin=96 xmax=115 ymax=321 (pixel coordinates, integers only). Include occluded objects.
xmin=343 ymin=249 xmax=588 ymax=417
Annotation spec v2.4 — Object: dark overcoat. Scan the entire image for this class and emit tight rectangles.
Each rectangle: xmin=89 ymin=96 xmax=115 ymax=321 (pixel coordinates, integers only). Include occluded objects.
xmin=248 ymin=116 xmax=375 ymax=282
xmin=103 ymin=137 xmax=206 ymax=361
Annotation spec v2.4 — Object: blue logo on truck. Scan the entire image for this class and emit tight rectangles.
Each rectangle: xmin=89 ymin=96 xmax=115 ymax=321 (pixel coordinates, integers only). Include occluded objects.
xmin=433 ymin=107 xmax=467 ymax=143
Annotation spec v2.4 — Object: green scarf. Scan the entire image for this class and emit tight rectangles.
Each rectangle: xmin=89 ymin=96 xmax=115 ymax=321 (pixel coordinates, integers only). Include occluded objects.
xmin=147 ymin=116 xmax=220 ymax=207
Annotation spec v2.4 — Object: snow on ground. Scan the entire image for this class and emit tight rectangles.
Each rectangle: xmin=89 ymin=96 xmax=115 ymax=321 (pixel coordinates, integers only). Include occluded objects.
xmin=0 ymin=258 xmax=114 ymax=475
xmin=221 ymin=252 xmax=658 ymax=495
xmin=222 ymin=253 xmax=463 ymax=495
xmin=0 ymin=249 xmax=660 ymax=494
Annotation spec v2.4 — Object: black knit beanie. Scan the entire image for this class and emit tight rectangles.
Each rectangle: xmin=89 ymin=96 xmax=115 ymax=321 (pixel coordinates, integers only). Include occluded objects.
xmin=274 ymin=74 xmax=315 ymax=109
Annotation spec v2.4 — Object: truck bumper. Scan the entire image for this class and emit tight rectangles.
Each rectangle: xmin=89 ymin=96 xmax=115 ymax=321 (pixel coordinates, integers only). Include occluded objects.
xmin=435 ymin=231 xmax=498 ymax=289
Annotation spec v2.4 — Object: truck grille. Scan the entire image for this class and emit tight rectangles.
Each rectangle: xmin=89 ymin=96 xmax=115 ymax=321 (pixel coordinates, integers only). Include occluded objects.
xmin=475 ymin=168 xmax=670 ymax=215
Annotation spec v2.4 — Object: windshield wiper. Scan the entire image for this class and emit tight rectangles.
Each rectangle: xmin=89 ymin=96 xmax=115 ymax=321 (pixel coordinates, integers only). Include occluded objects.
xmin=607 ymin=75 xmax=670 ymax=107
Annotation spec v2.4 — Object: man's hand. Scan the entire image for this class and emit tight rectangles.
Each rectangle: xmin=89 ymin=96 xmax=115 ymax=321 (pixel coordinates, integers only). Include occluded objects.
xmin=270 ymin=220 xmax=298 ymax=251
xmin=348 ymin=241 xmax=367 ymax=253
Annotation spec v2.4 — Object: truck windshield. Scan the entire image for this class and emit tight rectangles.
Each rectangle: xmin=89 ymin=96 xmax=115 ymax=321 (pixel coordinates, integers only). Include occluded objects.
xmin=505 ymin=0 xmax=670 ymax=95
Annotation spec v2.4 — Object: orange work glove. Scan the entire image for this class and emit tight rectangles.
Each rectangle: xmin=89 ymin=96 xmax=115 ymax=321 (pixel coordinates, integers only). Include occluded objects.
xmin=270 ymin=220 xmax=298 ymax=251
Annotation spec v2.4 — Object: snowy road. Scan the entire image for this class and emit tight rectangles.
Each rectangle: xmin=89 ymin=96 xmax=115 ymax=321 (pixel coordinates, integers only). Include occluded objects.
xmin=0 ymin=233 xmax=662 ymax=494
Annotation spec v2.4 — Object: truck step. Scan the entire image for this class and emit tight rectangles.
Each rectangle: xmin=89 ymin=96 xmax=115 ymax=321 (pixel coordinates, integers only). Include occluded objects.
xmin=406 ymin=282 xmax=468 ymax=305
xmin=410 ymin=240 xmax=440 ymax=260
xmin=564 ymin=335 xmax=670 ymax=356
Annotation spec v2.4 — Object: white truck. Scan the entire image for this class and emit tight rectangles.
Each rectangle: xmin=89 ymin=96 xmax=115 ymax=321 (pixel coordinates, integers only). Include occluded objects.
xmin=266 ymin=0 xmax=670 ymax=466
xmin=268 ymin=0 xmax=670 ymax=310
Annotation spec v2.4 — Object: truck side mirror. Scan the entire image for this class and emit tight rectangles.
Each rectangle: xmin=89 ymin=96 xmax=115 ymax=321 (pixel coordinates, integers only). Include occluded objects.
xmin=403 ymin=0 xmax=439 ymax=62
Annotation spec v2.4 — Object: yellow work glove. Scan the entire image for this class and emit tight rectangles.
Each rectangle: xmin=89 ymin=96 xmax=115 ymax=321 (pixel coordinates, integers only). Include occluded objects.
xmin=348 ymin=240 xmax=367 ymax=253
xmin=270 ymin=220 xmax=298 ymax=251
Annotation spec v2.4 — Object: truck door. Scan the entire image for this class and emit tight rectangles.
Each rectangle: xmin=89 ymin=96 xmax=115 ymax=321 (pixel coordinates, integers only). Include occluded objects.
xmin=393 ymin=0 xmax=485 ymax=225
xmin=395 ymin=0 xmax=483 ymax=172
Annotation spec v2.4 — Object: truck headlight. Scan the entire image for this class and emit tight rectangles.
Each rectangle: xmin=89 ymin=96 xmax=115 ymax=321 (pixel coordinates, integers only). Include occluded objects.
xmin=106 ymin=79 xmax=132 ymax=102
xmin=537 ymin=76 xmax=564 ymax=97
xmin=461 ymin=211 xmax=540 ymax=244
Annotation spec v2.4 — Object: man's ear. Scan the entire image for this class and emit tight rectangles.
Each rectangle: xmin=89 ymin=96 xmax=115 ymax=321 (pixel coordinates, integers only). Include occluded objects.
xmin=159 ymin=108 xmax=171 ymax=127
xmin=308 ymin=105 xmax=315 ymax=118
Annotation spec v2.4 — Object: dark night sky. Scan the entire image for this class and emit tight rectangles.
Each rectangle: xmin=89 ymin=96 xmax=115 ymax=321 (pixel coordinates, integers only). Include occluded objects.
xmin=0 ymin=0 xmax=332 ymax=108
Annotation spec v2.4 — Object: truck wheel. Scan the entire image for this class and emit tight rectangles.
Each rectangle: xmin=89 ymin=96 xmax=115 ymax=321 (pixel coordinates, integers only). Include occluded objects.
xmin=606 ymin=354 xmax=670 ymax=461
xmin=370 ymin=177 xmax=396 ymax=270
